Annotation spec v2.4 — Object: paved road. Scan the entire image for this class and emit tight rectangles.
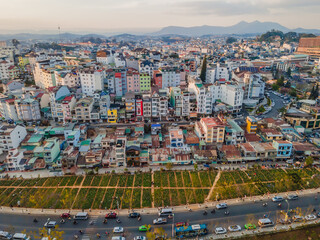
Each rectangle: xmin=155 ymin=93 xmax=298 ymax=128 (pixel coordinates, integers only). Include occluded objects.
xmin=1 ymin=193 xmax=320 ymax=239
xmin=261 ymin=92 xmax=285 ymax=119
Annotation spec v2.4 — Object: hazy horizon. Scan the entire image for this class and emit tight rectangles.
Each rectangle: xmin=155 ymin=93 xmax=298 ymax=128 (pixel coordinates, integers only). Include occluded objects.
xmin=0 ymin=0 xmax=320 ymax=34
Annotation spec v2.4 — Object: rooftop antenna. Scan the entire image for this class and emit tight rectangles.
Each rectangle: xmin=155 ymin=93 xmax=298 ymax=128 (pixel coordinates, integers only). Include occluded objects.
xmin=58 ymin=25 xmax=61 ymax=43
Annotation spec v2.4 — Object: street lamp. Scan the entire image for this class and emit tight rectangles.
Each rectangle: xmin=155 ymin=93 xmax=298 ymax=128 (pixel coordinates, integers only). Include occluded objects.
xmin=171 ymin=213 xmax=175 ymax=238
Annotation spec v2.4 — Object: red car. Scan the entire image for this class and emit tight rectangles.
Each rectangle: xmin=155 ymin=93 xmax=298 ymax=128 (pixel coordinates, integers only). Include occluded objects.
xmin=105 ymin=212 xmax=117 ymax=219
xmin=60 ymin=213 xmax=71 ymax=218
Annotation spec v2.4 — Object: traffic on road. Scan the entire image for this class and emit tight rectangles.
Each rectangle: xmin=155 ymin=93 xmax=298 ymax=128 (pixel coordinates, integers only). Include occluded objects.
xmin=1 ymin=193 xmax=320 ymax=239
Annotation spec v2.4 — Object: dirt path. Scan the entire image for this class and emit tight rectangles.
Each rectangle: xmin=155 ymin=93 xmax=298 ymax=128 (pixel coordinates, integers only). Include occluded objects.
xmin=206 ymin=170 xmax=221 ymax=202
xmin=151 ymin=172 xmax=155 ymax=208
xmin=70 ymin=176 xmax=85 ymax=209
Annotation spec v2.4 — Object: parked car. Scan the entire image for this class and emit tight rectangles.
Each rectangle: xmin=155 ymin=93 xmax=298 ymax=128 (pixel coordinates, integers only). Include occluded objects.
xmin=215 ymin=227 xmax=227 ymax=234
xmin=272 ymin=196 xmax=284 ymax=202
xmin=244 ymin=223 xmax=256 ymax=230
xmin=113 ymin=227 xmax=124 ymax=233
xmin=305 ymin=214 xmax=317 ymax=221
xmin=128 ymin=212 xmax=140 ymax=218
xmin=228 ymin=225 xmax=241 ymax=232
xmin=153 ymin=218 xmax=167 ymax=225
xmin=216 ymin=203 xmax=228 ymax=209
xmin=106 ymin=212 xmax=117 ymax=219
xmin=287 ymin=194 xmax=298 ymax=200
xmin=293 ymin=215 xmax=304 ymax=222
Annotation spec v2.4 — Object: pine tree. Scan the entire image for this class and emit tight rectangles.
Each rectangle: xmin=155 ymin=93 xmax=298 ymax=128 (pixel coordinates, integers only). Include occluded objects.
xmin=310 ymin=86 xmax=315 ymax=100
xmin=199 ymin=56 xmax=207 ymax=82
xmin=315 ymin=85 xmax=319 ymax=99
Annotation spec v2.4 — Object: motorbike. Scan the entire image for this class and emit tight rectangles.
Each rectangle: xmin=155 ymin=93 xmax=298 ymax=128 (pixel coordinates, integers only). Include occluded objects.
xmin=60 ymin=219 xmax=65 ymax=224
xmin=211 ymin=209 xmax=215 ymax=214
xmin=277 ymin=203 xmax=282 ymax=208
xmin=73 ymin=220 xmax=78 ymax=225
xmin=263 ymin=203 xmax=268 ymax=207
xmin=79 ymin=230 xmax=83 ymax=235
xmin=116 ymin=219 xmax=121 ymax=224
xmin=224 ymin=211 xmax=230 ymax=215
xmin=203 ymin=211 xmax=207 ymax=216
xmin=103 ymin=219 xmax=108 ymax=224
xmin=138 ymin=216 xmax=141 ymax=221
xmin=33 ymin=218 xmax=38 ymax=223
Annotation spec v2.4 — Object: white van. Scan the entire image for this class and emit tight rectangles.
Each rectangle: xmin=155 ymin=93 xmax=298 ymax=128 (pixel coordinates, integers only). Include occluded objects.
xmin=74 ymin=212 xmax=88 ymax=220
xmin=0 ymin=231 xmax=12 ymax=239
xmin=12 ymin=233 xmax=30 ymax=240
xmin=258 ymin=218 xmax=274 ymax=228
xmin=158 ymin=208 xmax=173 ymax=217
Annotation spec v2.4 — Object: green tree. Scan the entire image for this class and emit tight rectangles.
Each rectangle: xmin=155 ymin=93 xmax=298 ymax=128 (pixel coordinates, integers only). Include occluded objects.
xmin=289 ymin=88 xmax=297 ymax=97
xmin=146 ymin=227 xmax=167 ymax=240
xmin=199 ymin=56 xmax=207 ymax=82
xmin=278 ymin=107 xmax=287 ymax=114
xmin=165 ymin=162 xmax=173 ymax=171
xmin=287 ymin=67 xmax=292 ymax=77
xmin=194 ymin=163 xmax=198 ymax=171
xmin=226 ymin=37 xmax=237 ymax=44
xmin=305 ymin=156 xmax=314 ymax=167
xmin=277 ymin=76 xmax=285 ymax=87
xmin=272 ymin=84 xmax=280 ymax=91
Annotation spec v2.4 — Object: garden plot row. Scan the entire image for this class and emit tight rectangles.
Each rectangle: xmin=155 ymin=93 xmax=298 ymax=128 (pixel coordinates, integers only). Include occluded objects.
xmin=211 ymin=168 xmax=320 ymax=200
xmin=153 ymin=171 xmax=217 ymax=188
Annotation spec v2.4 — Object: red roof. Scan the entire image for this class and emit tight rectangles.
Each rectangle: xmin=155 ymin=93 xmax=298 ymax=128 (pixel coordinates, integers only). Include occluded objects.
xmin=63 ymin=95 xmax=74 ymax=102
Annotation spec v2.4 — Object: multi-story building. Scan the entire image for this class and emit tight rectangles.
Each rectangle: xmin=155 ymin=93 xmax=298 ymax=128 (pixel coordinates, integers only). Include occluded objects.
xmin=15 ymin=96 xmax=41 ymax=121
xmin=135 ymin=95 xmax=143 ymax=122
xmin=55 ymin=70 xmax=80 ymax=88
xmin=188 ymin=82 xmax=212 ymax=115
xmin=115 ymin=136 xmax=126 ymax=167
xmin=169 ymin=87 xmax=183 ymax=117
xmin=0 ymin=59 xmax=11 ymax=80
xmin=48 ymin=86 xmax=71 ymax=121
xmin=169 ymin=128 xmax=184 ymax=149
xmin=142 ymin=95 xmax=152 ymax=120
xmin=160 ymin=67 xmax=181 ymax=89
xmin=246 ymin=116 xmax=258 ymax=133
xmin=225 ymin=119 xmax=244 ymax=145
xmin=99 ymin=94 xmax=110 ymax=120
xmin=139 ymin=73 xmax=151 ymax=93
xmin=56 ymin=95 xmax=76 ymax=123
xmin=195 ymin=117 xmax=226 ymax=144
xmin=126 ymin=68 xmax=140 ymax=93
xmin=74 ymin=97 xmax=94 ymax=122
xmin=0 ymin=96 xmax=18 ymax=121
xmin=79 ymin=68 xmax=104 ymax=96
xmin=0 ymin=125 xmax=27 ymax=152
xmin=125 ymin=92 xmax=136 ymax=121
xmin=5 ymin=148 xmax=24 ymax=171
xmin=272 ymin=140 xmax=292 ymax=158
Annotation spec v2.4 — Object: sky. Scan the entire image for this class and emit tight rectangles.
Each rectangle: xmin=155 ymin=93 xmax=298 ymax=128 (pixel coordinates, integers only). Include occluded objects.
xmin=0 ymin=0 xmax=320 ymax=33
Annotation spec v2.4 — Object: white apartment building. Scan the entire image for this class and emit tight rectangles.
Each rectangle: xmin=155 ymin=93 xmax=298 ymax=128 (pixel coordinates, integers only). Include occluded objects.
xmin=0 ymin=59 xmax=11 ymax=80
xmin=161 ymin=68 xmax=181 ymax=89
xmin=0 ymin=125 xmax=27 ymax=152
xmin=206 ymin=63 xmax=230 ymax=83
xmin=0 ymin=97 xmax=18 ymax=121
xmin=79 ymin=68 xmax=105 ymax=96
xmin=48 ymin=86 xmax=71 ymax=120
xmin=15 ymin=97 xmax=41 ymax=121
xmin=55 ymin=71 xmax=80 ymax=88
xmin=188 ymin=82 xmax=213 ymax=115
xmin=6 ymin=148 xmax=24 ymax=171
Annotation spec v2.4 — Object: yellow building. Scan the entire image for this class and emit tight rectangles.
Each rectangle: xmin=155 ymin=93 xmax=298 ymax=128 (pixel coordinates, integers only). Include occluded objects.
xmin=18 ymin=56 xmax=29 ymax=67
xmin=246 ymin=116 xmax=258 ymax=133
xmin=107 ymin=109 xmax=117 ymax=123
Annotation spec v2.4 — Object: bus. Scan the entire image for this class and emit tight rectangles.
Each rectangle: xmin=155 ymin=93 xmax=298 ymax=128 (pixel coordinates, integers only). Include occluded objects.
xmin=74 ymin=212 xmax=89 ymax=220
xmin=158 ymin=208 xmax=173 ymax=217
xmin=175 ymin=224 xmax=208 ymax=238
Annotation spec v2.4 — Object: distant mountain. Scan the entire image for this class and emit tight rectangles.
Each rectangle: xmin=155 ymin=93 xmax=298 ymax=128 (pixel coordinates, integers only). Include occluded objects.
xmin=153 ymin=21 xmax=320 ymax=36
